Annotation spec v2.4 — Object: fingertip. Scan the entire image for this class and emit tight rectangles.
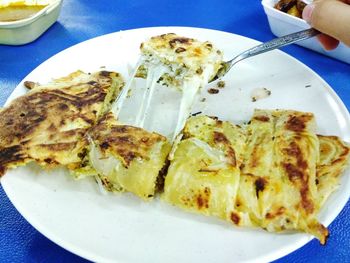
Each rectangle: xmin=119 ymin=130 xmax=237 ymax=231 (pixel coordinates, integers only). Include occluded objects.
xmin=317 ymin=34 xmax=340 ymax=51
xmin=302 ymin=4 xmax=315 ymax=23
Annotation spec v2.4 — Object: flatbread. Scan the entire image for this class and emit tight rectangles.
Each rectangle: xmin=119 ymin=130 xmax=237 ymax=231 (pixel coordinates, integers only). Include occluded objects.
xmin=87 ymin=111 xmax=171 ymax=200
xmin=0 ymin=70 xmax=124 ymax=176
xmin=162 ymin=111 xmax=350 ymax=244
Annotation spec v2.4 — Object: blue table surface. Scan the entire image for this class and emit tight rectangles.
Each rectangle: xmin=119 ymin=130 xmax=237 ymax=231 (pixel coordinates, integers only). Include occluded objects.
xmin=1 ymin=0 xmax=349 ymax=262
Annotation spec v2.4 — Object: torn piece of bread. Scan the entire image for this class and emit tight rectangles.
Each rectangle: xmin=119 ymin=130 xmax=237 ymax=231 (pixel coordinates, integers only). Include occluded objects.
xmin=241 ymin=109 xmax=327 ymax=244
xmin=162 ymin=115 xmax=248 ymax=223
xmin=87 ymin=112 xmax=171 ymax=200
xmin=0 ymin=70 xmax=124 ymax=176
xmin=135 ymin=33 xmax=224 ymax=139
xmin=162 ymin=111 xmax=350 ymax=244
xmin=138 ymin=33 xmax=223 ymax=88
xmin=316 ymin=135 xmax=350 ymax=209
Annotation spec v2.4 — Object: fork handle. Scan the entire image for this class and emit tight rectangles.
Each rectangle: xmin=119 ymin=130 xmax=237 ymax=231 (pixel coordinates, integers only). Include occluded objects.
xmin=235 ymin=28 xmax=320 ymax=64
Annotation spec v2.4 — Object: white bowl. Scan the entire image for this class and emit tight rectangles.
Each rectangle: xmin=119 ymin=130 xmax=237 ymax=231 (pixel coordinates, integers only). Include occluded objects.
xmin=0 ymin=0 xmax=62 ymax=45
xmin=261 ymin=0 xmax=350 ymax=64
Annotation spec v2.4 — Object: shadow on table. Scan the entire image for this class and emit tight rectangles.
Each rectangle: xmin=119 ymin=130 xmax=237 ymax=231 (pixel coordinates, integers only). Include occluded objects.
xmin=39 ymin=22 xmax=84 ymax=49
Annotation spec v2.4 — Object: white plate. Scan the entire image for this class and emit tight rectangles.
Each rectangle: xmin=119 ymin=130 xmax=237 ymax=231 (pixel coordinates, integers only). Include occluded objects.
xmin=2 ymin=27 xmax=350 ymax=263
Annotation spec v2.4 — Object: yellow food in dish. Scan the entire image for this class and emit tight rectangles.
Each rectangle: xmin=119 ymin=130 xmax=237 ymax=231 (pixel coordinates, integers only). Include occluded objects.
xmin=274 ymin=0 xmax=307 ymax=18
xmin=0 ymin=4 xmax=47 ymax=22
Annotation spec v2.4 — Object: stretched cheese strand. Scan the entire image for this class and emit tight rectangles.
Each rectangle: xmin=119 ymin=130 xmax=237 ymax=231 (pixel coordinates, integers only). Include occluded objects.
xmin=171 ymin=79 xmax=200 ymax=142
xmin=135 ymin=64 xmax=166 ymax=128
xmin=111 ymin=59 xmax=142 ymax=118
xmin=171 ymin=65 xmax=215 ymax=142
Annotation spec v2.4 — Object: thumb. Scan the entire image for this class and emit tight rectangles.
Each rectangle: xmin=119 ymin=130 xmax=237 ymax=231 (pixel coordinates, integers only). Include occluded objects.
xmin=302 ymin=0 xmax=350 ymax=46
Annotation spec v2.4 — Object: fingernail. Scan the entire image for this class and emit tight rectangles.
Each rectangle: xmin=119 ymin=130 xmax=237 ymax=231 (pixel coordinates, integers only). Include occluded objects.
xmin=302 ymin=4 xmax=315 ymax=23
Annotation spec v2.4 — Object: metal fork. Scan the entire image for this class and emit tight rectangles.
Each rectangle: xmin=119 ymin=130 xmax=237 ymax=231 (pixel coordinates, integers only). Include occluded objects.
xmin=212 ymin=28 xmax=320 ymax=81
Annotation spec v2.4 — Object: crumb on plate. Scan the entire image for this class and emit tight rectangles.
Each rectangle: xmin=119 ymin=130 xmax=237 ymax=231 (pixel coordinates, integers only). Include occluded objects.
xmin=208 ymin=88 xmax=219 ymax=94
xmin=217 ymin=80 xmax=225 ymax=88
xmin=251 ymin=87 xmax=271 ymax=102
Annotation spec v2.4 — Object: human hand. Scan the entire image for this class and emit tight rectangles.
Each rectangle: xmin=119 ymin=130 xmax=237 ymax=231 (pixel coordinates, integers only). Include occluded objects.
xmin=302 ymin=0 xmax=350 ymax=50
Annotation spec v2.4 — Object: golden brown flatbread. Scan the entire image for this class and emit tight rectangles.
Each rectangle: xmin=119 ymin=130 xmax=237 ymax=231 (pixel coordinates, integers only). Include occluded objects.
xmin=0 ymin=70 xmax=124 ymax=176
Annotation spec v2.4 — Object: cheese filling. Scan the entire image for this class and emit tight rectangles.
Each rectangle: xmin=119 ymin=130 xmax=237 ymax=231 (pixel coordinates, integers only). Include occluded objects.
xmin=130 ymin=56 xmax=218 ymax=141
xmin=173 ymin=64 xmax=215 ymax=141
xmin=113 ymin=34 xmax=223 ymax=141
xmin=134 ymin=63 xmax=167 ymax=127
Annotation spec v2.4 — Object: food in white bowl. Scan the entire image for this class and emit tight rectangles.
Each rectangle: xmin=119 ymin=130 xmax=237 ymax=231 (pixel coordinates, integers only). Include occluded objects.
xmin=261 ymin=0 xmax=350 ymax=64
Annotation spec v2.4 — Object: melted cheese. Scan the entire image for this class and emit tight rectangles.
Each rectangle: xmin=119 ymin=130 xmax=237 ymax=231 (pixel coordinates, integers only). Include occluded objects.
xmin=134 ymin=33 xmax=223 ymax=140
xmin=172 ymin=67 xmax=214 ymax=141
xmin=87 ymin=112 xmax=171 ymax=200
xmin=135 ymin=64 xmax=166 ymax=127
xmin=111 ymin=59 xmax=142 ymax=118
xmin=89 ymin=139 xmax=124 ymax=191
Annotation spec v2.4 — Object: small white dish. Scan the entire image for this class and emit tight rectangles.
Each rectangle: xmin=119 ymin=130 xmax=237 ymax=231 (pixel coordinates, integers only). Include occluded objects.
xmin=0 ymin=0 xmax=62 ymax=45
xmin=261 ymin=0 xmax=350 ymax=64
